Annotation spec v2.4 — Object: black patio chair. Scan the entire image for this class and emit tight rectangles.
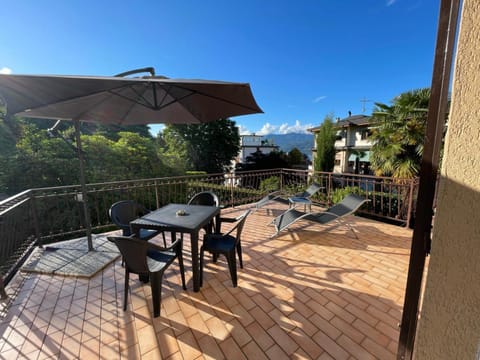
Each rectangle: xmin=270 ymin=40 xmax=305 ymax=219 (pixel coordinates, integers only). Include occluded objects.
xmin=109 ymin=200 xmax=165 ymax=245
xmin=188 ymin=191 xmax=220 ymax=233
xmin=200 ymin=209 xmax=251 ymax=287
xmin=188 ymin=191 xmax=220 ymax=207
xmin=107 ymin=235 xmax=186 ymax=318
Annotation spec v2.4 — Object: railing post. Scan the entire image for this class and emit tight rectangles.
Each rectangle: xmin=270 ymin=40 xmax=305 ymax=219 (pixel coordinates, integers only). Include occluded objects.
xmin=154 ymin=180 xmax=160 ymax=209
xmin=328 ymin=173 xmax=332 ymax=205
xmin=29 ymin=191 xmax=42 ymax=248
xmin=229 ymin=172 xmax=234 ymax=207
xmin=280 ymin=169 xmax=284 ymax=192
xmin=406 ymin=179 xmax=416 ymax=228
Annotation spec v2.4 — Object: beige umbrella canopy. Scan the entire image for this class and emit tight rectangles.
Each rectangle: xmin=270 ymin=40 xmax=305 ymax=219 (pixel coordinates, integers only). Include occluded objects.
xmin=0 ymin=68 xmax=263 ymax=249
xmin=0 ymin=69 xmax=262 ymax=124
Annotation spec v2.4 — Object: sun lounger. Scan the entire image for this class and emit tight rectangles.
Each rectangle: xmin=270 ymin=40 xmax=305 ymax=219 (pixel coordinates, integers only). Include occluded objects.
xmin=271 ymin=194 xmax=370 ymax=238
xmin=255 ymin=182 xmax=323 ymax=211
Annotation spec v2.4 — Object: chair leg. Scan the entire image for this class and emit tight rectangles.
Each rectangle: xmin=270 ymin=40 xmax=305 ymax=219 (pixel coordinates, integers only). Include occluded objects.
xmin=226 ymin=252 xmax=238 ymax=287
xmin=124 ymin=268 xmax=130 ymax=311
xmin=236 ymin=242 xmax=243 ymax=269
xmin=178 ymin=248 xmax=187 ymax=290
xmin=161 ymin=231 xmax=167 ymax=247
xmin=150 ymin=272 xmax=164 ymax=318
xmin=200 ymin=246 xmax=205 ymax=287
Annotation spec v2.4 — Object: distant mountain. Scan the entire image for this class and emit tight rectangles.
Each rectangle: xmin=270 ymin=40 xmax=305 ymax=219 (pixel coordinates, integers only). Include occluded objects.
xmin=264 ymin=133 xmax=314 ymax=159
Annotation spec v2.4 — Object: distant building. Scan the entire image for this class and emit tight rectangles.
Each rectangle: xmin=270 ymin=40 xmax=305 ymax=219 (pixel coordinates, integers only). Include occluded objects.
xmin=309 ymin=113 xmax=374 ymax=174
xmin=237 ymin=134 xmax=279 ymax=164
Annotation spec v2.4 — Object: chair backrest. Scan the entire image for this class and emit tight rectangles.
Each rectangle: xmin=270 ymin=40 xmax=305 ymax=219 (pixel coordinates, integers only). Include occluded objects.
xmin=224 ymin=210 xmax=251 ymax=244
xmin=327 ymin=194 xmax=369 ymax=217
xmin=109 ymin=200 xmax=146 ymax=225
xmin=188 ymin=191 xmax=219 ymax=207
xmin=109 ymin=200 xmax=149 ymax=236
xmin=298 ymin=182 xmax=322 ymax=198
xmin=107 ymin=236 xmax=149 ymax=274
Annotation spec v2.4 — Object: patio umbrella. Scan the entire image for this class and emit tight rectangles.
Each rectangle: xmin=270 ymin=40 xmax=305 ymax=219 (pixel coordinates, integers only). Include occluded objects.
xmin=0 ymin=68 xmax=263 ymax=250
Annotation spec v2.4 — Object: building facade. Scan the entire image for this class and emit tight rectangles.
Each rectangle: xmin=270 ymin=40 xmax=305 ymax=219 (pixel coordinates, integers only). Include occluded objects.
xmin=310 ymin=114 xmax=373 ymax=174
xmin=237 ymin=134 xmax=279 ymax=164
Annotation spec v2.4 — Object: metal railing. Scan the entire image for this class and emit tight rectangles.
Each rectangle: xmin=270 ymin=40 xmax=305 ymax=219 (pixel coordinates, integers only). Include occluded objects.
xmin=0 ymin=169 xmax=418 ymax=291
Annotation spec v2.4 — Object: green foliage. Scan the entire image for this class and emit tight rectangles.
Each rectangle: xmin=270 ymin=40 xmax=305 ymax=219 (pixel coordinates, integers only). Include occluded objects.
xmin=239 ymin=150 xmax=288 ymax=171
xmin=314 ymin=115 xmax=336 ymax=172
xmin=157 ymin=127 xmax=189 ymax=176
xmin=287 ymin=147 xmax=308 ymax=168
xmin=370 ymin=88 xmax=431 ymax=179
xmin=259 ymin=176 xmax=280 ymax=192
xmin=331 ymin=186 xmax=365 ymax=204
xmin=166 ymin=118 xmax=240 ymax=173
xmin=0 ymin=117 xmax=176 ymax=194
xmin=93 ymin=124 xmax=152 ymax=140
xmin=2 ymin=124 xmax=79 ymax=193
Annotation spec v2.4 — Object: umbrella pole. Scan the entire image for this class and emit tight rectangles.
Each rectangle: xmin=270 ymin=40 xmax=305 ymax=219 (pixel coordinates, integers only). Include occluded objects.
xmin=74 ymin=119 xmax=94 ymax=251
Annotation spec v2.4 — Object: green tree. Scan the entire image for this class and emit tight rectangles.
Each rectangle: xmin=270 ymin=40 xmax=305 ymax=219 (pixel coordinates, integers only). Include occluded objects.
xmin=238 ymin=150 xmax=288 ymax=171
xmin=370 ymin=88 xmax=430 ymax=179
xmin=111 ymin=132 xmax=162 ymax=180
xmin=167 ymin=118 xmax=240 ymax=173
xmin=2 ymin=124 xmax=79 ymax=193
xmin=82 ymin=134 xmax=121 ymax=183
xmin=156 ymin=127 xmax=188 ymax=176
xmin=287 ymin=147 xmax=305 ymax=167
xmin=314 ymin=115 xmax=336 ymax=172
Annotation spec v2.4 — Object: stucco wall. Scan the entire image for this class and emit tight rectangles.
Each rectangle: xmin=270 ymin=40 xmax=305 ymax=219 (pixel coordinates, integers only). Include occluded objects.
xmin=414 ymin=1 xmax=480 ymax=359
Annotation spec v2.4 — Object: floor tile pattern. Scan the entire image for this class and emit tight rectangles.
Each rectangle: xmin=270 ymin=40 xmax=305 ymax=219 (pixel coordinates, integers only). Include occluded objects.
xmin=0 ymin=203 xmax=412 ymax=359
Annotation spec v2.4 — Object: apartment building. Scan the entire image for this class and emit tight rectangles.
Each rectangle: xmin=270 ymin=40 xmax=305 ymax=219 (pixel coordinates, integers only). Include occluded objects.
xmin=310 ymin=113 xmax=373 ymax=174
xmin=237 ymin=134 xmax=279 ymax=164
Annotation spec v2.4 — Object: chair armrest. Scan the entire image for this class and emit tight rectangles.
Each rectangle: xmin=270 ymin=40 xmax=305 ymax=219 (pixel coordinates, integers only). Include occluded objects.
xmin=219 ymin=216 xmax=237 ymax=223
xmin=147 ymin=237 xmax=182 ymax=253
xmin=115 ymin=221 xmax=130 ymax=229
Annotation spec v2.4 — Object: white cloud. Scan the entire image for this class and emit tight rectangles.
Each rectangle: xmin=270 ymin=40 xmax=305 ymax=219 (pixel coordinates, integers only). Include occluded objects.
xmin=237 ymin=125 xmax=251 ymax=135
xmin=249 ymin=120 xmax=314 ymax=135
xmin=0 ymin=67 xmax=12 ymax=74
xmin=313 ymin=95 xmax=327 ymax=103
xmin=386 ymin=0 xmax=397 ymax=6
xmin=278 ymin=120 xmax=314 ymax=134
xmin=257 ymin=122 xmax=278 ymax=135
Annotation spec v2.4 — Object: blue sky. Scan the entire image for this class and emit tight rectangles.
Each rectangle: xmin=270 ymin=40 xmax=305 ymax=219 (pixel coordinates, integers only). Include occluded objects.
xmin=1 ymin=0 xmax=440 ymax=135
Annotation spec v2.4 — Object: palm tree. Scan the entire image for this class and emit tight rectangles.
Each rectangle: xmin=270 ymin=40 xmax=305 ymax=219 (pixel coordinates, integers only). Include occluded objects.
xmin=369 ymin=88 xmax=431 ymax=179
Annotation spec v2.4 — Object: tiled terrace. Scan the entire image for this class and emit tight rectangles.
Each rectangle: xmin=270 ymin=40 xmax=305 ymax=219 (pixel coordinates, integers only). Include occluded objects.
xmin=0 ymin=202 xmax=412 ymax=359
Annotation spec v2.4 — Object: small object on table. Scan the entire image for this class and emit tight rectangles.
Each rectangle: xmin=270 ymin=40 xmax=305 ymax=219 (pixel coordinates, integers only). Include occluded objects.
xmin=176 ymin=209 xmax=187 ymax=216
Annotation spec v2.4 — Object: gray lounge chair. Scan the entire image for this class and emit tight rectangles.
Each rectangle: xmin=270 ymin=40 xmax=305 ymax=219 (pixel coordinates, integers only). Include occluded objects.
xmin=254 ymin=190 xmax=290 ymax=210
xmin=271 ymin=194 xmax=370 ymax=238
xmin=255 ymin=182 xmax=323 ymax=211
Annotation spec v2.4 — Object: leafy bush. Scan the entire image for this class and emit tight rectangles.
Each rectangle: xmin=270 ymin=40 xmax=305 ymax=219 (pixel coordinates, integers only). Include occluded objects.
xmin=331 ymin=186 xmax=365 ymax=203
xmin=259 ymin=176 xmax=280 ymax=192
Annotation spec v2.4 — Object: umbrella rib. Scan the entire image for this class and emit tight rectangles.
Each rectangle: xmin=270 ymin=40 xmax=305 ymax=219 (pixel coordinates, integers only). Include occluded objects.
xmin=170 ymin=84 xmax=261 ymax=112
xmin=109 ymin=85 xmax=157 ymax=110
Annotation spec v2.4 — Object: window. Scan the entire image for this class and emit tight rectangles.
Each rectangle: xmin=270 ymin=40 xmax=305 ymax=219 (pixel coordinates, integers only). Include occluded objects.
xmin=360 ymin=129 xmax=371 ymax=140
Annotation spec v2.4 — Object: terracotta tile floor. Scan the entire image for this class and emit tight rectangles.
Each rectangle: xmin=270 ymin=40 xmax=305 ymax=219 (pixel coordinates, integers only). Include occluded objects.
xmin=0 ymin=203 xmax=413 ymax=359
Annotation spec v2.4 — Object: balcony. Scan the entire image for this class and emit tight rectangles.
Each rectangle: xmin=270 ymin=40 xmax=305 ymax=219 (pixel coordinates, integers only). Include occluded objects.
xmin=0 ymin=169 xmax=416 ymax=359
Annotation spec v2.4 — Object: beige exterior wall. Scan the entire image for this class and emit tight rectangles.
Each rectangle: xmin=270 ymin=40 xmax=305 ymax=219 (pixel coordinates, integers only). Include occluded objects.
xmin=414 ymin=1 xmax=480 ymax=359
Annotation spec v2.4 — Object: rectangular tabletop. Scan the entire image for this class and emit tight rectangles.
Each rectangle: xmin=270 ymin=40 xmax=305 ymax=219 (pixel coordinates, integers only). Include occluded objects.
xmin=130 ymin=203 xmax=221 ymax=292
xmin=130 ymin=203 xmax=220 ymax=233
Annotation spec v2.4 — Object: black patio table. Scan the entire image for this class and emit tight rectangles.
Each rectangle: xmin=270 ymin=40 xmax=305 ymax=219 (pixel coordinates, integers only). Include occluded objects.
xmin=130 ymin=203 xmax=221 ymax=292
